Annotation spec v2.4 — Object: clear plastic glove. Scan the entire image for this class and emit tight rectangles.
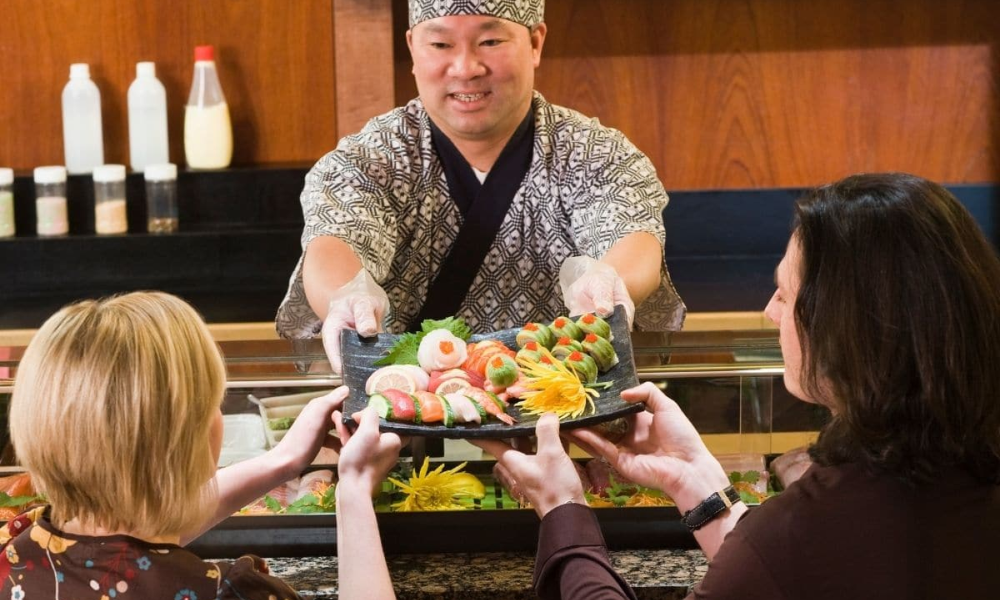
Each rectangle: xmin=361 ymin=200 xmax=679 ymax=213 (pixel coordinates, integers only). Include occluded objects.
xmin=560 ymin=256 xmax=635 ymax=328
xmin=321 ymin=269 xmax=390 ymax=374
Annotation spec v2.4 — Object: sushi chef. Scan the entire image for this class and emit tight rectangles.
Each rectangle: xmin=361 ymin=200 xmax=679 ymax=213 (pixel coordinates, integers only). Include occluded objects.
xmin=277 ymin=0 xmax=686 ymax=372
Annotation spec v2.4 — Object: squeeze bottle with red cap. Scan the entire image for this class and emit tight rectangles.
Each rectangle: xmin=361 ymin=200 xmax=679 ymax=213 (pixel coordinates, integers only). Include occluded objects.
xmin=184 ymin=45 xmax=232 ymax=169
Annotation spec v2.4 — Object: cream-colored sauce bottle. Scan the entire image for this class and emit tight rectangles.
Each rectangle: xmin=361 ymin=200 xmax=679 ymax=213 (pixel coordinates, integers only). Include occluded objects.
xmin=184 ymin=45 xmax=233 ymax=170
xmin=185 ymin=102 xmax=232 ymax=169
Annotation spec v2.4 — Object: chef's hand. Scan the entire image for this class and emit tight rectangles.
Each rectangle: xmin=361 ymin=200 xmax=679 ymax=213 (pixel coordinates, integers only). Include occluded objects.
xmin=565 ymin=382 xmax=729 ymax=513
xmin=472 ymin=413 xmax=586 ymax=519
xmin=321 ymin=269 xmax=390 ymax=374
xmin=560 ymin=256 xmax=635 ymax=329
xmin=271 ymin=387 xmax=348 ymax=474
xmin=334 ymin=407 xmax=403 ymax=497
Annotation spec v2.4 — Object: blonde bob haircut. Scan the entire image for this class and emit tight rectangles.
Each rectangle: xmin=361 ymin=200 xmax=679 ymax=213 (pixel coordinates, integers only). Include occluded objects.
xmin=10 ymin=291 xmax=225 ymax=538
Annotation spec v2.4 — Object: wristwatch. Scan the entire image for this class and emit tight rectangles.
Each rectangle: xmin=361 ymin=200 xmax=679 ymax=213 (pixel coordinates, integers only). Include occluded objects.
xmin=680 ymin=485 xmax=743 ymax=531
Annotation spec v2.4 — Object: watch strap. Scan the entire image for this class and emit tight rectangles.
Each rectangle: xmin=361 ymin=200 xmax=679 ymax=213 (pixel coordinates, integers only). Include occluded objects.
xmin=680 ymin=485 xmax=742 ymax=532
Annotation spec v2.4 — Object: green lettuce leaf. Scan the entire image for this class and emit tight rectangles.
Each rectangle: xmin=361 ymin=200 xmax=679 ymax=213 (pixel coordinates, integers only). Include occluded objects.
xmin=0 ymin=491 xmax=43 ymax=509
xmin=373 ymin=331 xmax=423 ymax=367
xmin=420 ymin=317 xmax=472 ymax=341
xmin=263 ymin=495 xmax=283 ymax=513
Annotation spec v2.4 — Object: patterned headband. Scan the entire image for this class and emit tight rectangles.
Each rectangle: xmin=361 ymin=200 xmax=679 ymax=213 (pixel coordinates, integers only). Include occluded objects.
xmin=409 ymin=0 xmax=545 ymax=29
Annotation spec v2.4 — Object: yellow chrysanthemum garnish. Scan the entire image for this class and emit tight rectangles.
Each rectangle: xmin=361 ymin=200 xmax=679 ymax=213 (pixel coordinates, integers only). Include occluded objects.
xmin=389 ymin=459 xmax=486 ymax=511
xmin=515 ymin=347 xmax=599 ymax=419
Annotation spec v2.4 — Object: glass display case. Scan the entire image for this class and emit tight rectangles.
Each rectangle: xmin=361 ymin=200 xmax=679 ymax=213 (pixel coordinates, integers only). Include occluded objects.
xmin=0 ymin=330 xmax=826 ymax=557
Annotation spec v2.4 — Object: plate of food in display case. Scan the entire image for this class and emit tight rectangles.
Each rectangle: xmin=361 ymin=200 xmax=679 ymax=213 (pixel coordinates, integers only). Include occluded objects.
xmin=202 ymin=455 xmax=778 ymax=557
xmin=339 ymin=304 xmax=642 ymax=438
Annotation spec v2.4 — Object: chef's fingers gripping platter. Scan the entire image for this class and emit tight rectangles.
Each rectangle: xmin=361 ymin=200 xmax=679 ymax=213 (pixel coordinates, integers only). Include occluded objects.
xmin=340 ymin=305 xmax=642 ymax=438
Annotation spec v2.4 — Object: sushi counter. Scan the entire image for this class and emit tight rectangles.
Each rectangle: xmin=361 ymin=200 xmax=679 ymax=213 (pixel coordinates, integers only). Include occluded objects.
xmin=261 ymin=548 xmax=706 ymax=599
xmin=0 ymin=329 xmax=813 ymax=598
xmin=192 ymin=329 xmax=803 ymax=599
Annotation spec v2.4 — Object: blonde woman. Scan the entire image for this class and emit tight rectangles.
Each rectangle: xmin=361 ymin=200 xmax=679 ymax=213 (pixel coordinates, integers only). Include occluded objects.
xmin=2 ymin=292 xmax=401 ymax=598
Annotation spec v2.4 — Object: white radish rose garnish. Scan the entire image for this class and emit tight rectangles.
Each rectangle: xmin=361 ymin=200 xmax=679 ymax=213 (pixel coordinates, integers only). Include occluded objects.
xmin=417 ymin=329 xmax=468 ymax=372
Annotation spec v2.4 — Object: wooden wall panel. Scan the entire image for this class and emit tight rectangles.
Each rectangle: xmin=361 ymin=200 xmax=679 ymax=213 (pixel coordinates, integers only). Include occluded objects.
xmin=334 ymin=0 xmax=395 ymax=138
xmin=1 ymin=0 xmax=338 ymax=170
xmin=393 ymin=0 xmax=999 ymax=189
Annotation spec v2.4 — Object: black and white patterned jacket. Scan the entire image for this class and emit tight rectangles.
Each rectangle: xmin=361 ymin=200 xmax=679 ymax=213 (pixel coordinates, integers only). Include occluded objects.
xmin=276 ymin=92 xmax=685 ymax=337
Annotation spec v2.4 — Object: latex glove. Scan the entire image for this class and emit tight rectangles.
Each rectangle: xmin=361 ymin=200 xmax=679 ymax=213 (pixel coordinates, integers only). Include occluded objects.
xmin=470 ymin=413 xmax=587 ymax=519
xmin=321 ymin=269 xmax=390 ymax=374
xmin=560 ymin=256 xmax=635 ymax=328
xmin=334 ymin=406 xmax=404 ymax=497
xmin=565 ymin=382 xmax=730 ymax=513
xmin=270 ymin=387 xmax=348 ymax=473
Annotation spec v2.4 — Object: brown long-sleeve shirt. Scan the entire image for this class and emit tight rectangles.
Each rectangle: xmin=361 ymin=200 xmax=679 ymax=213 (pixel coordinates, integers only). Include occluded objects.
xmin=534 ymin=502 xmax=638 ymax=600
xmin=535 ymin=462 xmax=1000 ymax=600
xmin=692 ymin=461 xmax=1000 ymax=599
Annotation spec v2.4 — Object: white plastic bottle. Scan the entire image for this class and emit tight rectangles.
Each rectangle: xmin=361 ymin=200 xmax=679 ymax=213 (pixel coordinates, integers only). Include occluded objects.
xmin=184 ymin=45 xmax=233 ymax=169
xmin=0 ymin=168 xmax=14 ymax=238
xmin=61 ymin=63 xmax=105 ymax=175
xmin=128 ymin=62 xmax=169 ymax=172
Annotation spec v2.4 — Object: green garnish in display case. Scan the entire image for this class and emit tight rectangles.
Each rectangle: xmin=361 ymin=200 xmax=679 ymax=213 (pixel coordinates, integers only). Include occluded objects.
xmin=268 ymin=417 xmax=296 ymax=431
xmin=728 ymin=470 xmax=775 ymax=504
xmin=0 ymin=491 xmax=45 ymax=509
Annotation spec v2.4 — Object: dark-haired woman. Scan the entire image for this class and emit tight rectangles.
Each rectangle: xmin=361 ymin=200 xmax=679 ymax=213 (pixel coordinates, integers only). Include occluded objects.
xmin=477 ymin=172 xmax=1000 ymax=599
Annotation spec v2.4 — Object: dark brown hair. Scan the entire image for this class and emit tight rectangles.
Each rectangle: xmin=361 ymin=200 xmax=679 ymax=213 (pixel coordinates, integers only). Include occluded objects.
xmin=794 ymin=173 xmax=1000 ymax=485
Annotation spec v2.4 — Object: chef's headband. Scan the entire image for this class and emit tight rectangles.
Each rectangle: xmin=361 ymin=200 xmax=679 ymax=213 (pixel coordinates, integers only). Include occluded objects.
xmin=409 ymin=0 xmax=545 ymax=29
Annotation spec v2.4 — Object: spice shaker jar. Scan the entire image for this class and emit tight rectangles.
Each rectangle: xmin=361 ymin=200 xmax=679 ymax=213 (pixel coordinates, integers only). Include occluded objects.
xmin=144 ymin=163 xmax=178 ymax=233
xmin=34 ymin=166 xmax=69 ymax=237
xmin=93 ymin=164 xmax=128 ymax=234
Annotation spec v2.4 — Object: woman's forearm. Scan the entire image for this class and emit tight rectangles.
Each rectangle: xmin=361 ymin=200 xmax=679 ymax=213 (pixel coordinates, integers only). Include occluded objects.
xmin=336 ymin=481 xmax=396 ymax=599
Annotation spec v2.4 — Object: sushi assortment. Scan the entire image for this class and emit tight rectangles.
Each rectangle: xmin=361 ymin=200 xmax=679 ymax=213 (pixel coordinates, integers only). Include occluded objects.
xmin=514 ymin=313 xmax=618 ymax=375
xmin=239 ymin=469 xmax=337 ymax=515
xmin=363 ymin=312 xmax=620 ymax=428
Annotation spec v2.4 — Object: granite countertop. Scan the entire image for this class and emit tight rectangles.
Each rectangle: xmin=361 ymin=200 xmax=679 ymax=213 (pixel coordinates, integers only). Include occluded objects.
xmin=263 ymin=548 xmax=707 ymax=599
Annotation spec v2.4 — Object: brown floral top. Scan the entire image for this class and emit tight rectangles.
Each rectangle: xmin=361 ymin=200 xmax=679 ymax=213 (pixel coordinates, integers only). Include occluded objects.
xmin=0 ymin=507 xmax=301 ymax=600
